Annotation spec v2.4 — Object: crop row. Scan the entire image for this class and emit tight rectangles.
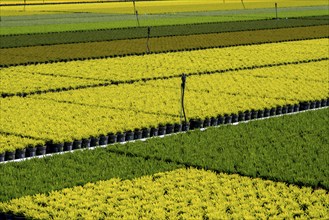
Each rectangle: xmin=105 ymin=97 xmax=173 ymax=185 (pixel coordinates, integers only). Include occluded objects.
xmin=1 ymin=168 xmax=328 ymax=219
xmin=0 ymin=134 xmax=45 ymax=156
xmin=1 ymin=99 xmax=328 ymax=162
xmin=0 ymin=60 xmax=328 ymax=154
xmin=1 ymin=38 xmax=327 ymax=95
xmin=31 ymin=60 xmax=329 ymax=119
xmin=0 ymin=108 xmax=328 ymax=218
xmin=1 ymin=25 xmax=328 ymax=67
xmin=2 ymin=5 xmax=328 ymax=35
xmin=1 ymin=15 xmax=328 ymax=48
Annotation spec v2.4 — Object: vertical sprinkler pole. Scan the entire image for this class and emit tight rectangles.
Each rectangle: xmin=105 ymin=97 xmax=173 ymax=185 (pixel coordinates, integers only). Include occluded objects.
xmin=132 ymin=0 xmax=136 ymax=14
xmin=180 ymin=74 xmax=187 ymax=125
xmin=275 ymin=3 xmax=278 ymax=19
xmin=146 ymin=26 xmax=150 ymax=53
xmin=241 ymin=0 xmax=245 ymax=9
xmin=135 ymin=10 xmax=140 ymax=26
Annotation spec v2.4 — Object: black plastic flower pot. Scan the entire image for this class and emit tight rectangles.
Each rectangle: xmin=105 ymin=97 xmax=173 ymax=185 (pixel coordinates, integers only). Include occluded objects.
xmin=238 ymin=112 xmax=245 ymax=121
xmin=270 ymin=107 xmax=276 ymax=116
xmin=264 ymin=108 xmax=270 ymax=117
xmin=158 ymin=126 xmax=166 ymax=135
xmin=191 ymin=119 xmax=204 ymax=129
xmin=142 ymin=128 xmax=150 ymax=138
xmin=276 ymin=106 xmax=282 ymax=115
xmin=81 ymin=138 xmax=91 ymax=148
xmin=300 ymin=102 xmax=310 ymax=110
xmin=90 ymin=137 xmax=99 ymax=147
xmin=73 ymin=140 xmax=82 ymax=150
xmin=134 ymin=129 xmax=143 ymax=140
xmin=116 ymin=132 xmax=125 ymax=142
xmin=108 ymin=133 xmax=117 ymax=144
xmin=99 ymin=135 xmax=108 ymax=145
xmin=15 ymin=149 xmax=26 ymax=159
xmin=218 ymin=115 xmax=224 ymax=125
xmin=321 ymin=99 xmax=327 ymax=107
xmin=182 ymin=122 xmax=190 ymax=131
xmin=210 ymin=117 xmax=218 ymax=126
xmin=257 ymin=110 xmax=264 ymax=119
xmin=125 ymin=131 xmax=134 ymax=141
xmin=166 ymin=124 xmax=174 ymax=134
xmin=5 ymin=151 xmax=15 ymax=161
xmin=64 ymin=142 xmax=73 ymax=151
xmin=250 ymin=110 xmax=258 ymax=120
xmin=231 ymin=114 xmax=238 ymax=123
xmin=282 ymin=106 xmax=287 ymax=114
xmin=244 ymin=111 xmax=251 ymax=121
xmin=293 ymin=104 xmax=300 ymax=112
xmin=310 ymin=101 xmax=316 ymax=109
xmin=0 ymin=153 xmax=5 ymax=162
xmin=26 ymin=147 xmax=37 ymax=157
xmin=36 ymin=145 xmax=46 ymax=155
xmin=287 ymin=105 xmax=293 ymax=113
xmin=174 ymin=123 xmax=182 ymax=133
xmin=315 ymin=100 xmax=321 ymax=108
xmin=203 ymin=118 xmax=211 ymax=128
xmin=50 ymin=143 xmax=64 ymax=153
xmin=150 ymin=128 xmax=158 ymax=137
xmin=3 ymin=213 xmax=14 ymax=220
xmin=224 ymin=115 xmax=232 ymax=124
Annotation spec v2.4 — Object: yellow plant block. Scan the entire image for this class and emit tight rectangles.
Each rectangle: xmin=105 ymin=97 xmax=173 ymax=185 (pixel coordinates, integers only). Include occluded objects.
xmin=0 ymin=168 xmax=328 ymax=219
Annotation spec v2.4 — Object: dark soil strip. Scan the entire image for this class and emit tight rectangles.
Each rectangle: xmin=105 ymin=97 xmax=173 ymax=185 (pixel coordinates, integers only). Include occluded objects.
xmin=0 ymin=25 xmax=327 ymax=67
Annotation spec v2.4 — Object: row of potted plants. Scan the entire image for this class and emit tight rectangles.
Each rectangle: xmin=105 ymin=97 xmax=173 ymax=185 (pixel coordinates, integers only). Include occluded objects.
xmin=0 ymin=99 xmax=327 ymax=163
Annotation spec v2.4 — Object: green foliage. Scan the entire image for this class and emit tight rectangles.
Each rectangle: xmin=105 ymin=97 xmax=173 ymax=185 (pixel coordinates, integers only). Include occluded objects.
xmin=0 ymin=150 xmax=182 ymax=202
xmin=0 ymin=108 xmax=327 ymax=204
xmin=107 ymin=108 xmax=329 ymax=190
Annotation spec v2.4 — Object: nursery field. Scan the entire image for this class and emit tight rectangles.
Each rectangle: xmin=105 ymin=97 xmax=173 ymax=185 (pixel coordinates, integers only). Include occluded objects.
xmin=0 ymin=0 xmax=328 ymax=219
